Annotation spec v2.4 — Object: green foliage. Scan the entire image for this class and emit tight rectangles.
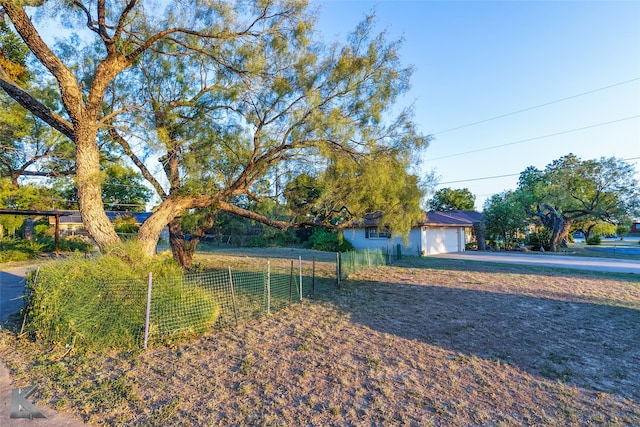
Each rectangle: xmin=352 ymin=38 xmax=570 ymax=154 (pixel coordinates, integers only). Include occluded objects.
xmin=429 ymin=187 xmax=476 ymax=211
xmin=0 ymin=238 xmax=46 ymax=261
xmin=616 ymin=224 xmax=630 ymax=239
xmin=0 ymin=235 xmax=93 ymax=262
xmin=525 ymin=229 xmax=551 ymax=252
xmin=516 ymin=154 xmax=640 ymax=251
xmin=247 ymin=228 xmax=298 ymax=248
xmin=38 ymin=235 xmax=94 ymax=252
xmin=1 ymin=0 xmax=428 ymax=260
xmin=24 ymin=244 xmax=220 ymax=351
xmin=113 ymin=214 xmax=140 ymax=233
xmin=483 ymin=191 xmax=527 ymax=250
xmin=305 ymin=228 xmax=353 ymax=252
xmin=586 ymin=235 xmax=601 ymax=246
xmin=55 ymin=163 xmax=152 ymax=212
xmin=0 ymin=21 xmax=30 ymax=82
xmin=101 ymin=164 xmax=152 ymax=211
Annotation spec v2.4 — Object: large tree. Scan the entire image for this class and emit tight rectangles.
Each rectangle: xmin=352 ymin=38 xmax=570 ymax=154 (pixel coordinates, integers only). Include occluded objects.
xmin=516 ymin=154 xmax=640 ymax=251
xmin=428 ymin=187 xmax=475 ymax=211
xmin=0 ymin=1 xmax=428 ymax=264
xmin=482 ymin=190 xmax=527 ymax=250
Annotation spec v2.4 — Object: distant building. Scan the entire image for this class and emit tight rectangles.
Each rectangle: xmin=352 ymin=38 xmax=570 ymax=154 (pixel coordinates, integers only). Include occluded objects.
xmin=48 ymin=211 xmax=152 ymax=234
xmin=345 ymin=210 xmax=483 ymax=256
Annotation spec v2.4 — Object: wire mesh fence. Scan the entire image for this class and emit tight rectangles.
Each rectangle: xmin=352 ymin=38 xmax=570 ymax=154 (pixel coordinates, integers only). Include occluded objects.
xmin=25 ymin=249 xmax=395 ymax=351
xmin=336 ymin=246 xmax=401 ymax=285
xmin=26 ymin=259 xmax=305 ymax=351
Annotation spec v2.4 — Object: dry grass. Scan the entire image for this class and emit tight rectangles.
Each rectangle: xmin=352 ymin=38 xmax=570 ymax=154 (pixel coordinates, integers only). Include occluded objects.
xmin=1 ymin=251 xmax=639 ymax=426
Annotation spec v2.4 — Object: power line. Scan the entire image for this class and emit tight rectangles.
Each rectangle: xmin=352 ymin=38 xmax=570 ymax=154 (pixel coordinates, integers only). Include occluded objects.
xmin=440 ymin=173 xmax=519 ymax=185
xmin=426 ymin=115 xmax=640 ymax=162
xmin=432 ymin=76 xmax=640 ymax=135
xmin=438 ymin=157 xmax=640 ymax=186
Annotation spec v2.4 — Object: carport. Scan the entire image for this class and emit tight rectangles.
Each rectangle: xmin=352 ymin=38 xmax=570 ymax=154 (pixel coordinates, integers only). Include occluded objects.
xmin=0 ymin=208 xmax=73 ymax=254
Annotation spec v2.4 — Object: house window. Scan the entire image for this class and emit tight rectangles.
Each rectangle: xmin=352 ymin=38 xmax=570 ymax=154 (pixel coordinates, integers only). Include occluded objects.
xmin=366 ymin=227 xmax=391 ymax=239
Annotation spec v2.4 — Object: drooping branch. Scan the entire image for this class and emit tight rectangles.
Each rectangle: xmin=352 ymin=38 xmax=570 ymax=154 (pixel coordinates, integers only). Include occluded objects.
xmin=108 ymin=128 xmax=166 ymax=198
xmin=1 ymin=2 xmax=85 ymax=121
xmin=217 ymin=200 xmax=292 ymax=231
xmin=0 ymin=70 xmax=74 ymax=139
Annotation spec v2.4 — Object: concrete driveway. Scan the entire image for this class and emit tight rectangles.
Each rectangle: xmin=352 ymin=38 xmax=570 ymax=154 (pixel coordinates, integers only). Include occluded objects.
xmin=433 ymin=252 xmax=640 ymax=274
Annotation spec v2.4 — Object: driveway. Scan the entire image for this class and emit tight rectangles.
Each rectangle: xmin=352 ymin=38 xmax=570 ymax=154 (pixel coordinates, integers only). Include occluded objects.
xmin=433 ymin=252 xmax=640 ymax=274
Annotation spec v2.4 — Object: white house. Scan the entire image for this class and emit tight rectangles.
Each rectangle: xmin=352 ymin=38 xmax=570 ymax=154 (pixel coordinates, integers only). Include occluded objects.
xmin=344 ymin=210 xmax=483 ymax=256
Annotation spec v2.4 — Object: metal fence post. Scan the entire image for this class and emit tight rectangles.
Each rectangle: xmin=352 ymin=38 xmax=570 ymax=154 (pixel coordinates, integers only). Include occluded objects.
xmin=336 ymin=252 xmax=341 ymax=288
xmin=312 ymin=256 xmax=316 ymax=295
xmin=143 ymin=272 xmax=153 ymax=350
xmin=299 ymin=256 xmax=303 ymax=301
xmin=289 ymin=260 xmax=294 ymax=303
xmin=267 ymin=261 xmax=271 ymax=315
xmin=228 ymin=266 xmax=239 ymax=326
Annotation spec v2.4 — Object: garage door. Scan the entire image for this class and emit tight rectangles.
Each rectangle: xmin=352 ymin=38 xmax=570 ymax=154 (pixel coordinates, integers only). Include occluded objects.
xmin=425 ymin=227 xmax=459 ymax=255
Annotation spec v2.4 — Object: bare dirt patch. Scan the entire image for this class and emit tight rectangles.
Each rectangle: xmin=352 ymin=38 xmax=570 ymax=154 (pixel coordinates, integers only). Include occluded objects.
xmin=1 ymin=253 xmax=639 ymax=426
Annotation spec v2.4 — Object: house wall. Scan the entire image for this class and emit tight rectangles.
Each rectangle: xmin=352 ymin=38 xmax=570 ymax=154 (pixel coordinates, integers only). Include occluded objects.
xmin=344 ymin=228 xmax=423 ymax=256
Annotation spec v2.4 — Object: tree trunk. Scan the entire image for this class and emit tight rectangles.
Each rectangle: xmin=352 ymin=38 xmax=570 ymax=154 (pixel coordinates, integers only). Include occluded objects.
xmin=549 ymin=217 xmax=572 ymax=252
xmin=136 ymin=195 xmax=215 ymax=260
xmin=75 ymin=125 xmax=120 ymax=251
xmin=168 ymin=219 xmax=196 ymax=270
xmin=473 ymin=221 xmax=486 ymax=251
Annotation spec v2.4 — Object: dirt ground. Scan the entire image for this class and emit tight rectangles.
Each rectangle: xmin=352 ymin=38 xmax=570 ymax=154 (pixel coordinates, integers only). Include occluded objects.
xmin=1 ymin=252 xmax=639 ymax=426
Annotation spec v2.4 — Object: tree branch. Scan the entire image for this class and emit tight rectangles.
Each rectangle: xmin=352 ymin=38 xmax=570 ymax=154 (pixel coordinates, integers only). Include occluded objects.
xmin=0 ymin=70 xmax=75 ymax=139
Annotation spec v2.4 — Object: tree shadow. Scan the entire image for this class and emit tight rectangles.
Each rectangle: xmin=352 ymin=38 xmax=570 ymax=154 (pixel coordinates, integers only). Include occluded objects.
xmin=322 ymin=275 xmax=640 ymax=402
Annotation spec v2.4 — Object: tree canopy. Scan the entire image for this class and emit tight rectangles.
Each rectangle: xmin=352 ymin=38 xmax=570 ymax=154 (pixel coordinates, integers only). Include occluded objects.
xmin=482 ymin=190 xmax=527 ymax=250
xmin=515 ymin=154 xmax=640 ymax=251
xmin=0 ymin=0 xmax=429 ymax=265
xmin=428 ymin=187 xmax=475 ymax=211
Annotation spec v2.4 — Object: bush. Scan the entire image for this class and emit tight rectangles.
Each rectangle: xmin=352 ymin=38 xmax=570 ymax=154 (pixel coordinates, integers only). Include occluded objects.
xmin=0 ymin=238 xmax=47 ymax=262
xmin=113 ymin=214 xmax=140 ymax=233
xmin=0 ymin=235 xmax=93 ymax=263
xmin=586 ymin=235 xmax=601 ymax=245
xmin=304 ymin=228 xmax=354 ymax=252
xmin=34 ymin=235 xmax=94 ymax=252
xmin=247 ymin=229 xmax=299 ymax=248
xmin=525 ymin=229 xmax=551 ymax=252
xmin=0 ymin=248 xmax=32 ymax=263
xmin=25 ymin=243 xmax=219 ymax=351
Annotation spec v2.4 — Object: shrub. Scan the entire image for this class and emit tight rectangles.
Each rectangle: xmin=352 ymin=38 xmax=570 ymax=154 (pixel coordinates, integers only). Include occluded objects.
xmin=34 ymin=235 xmax=94 ymax=253
xmin=113 ymin=215 xmax=139 ymax=233
xmin=525 ymin=229 xmax=551 ymax=252
xmin=305 ymin=228 xmax=354 ymax=252
xmin=25 ymin=243 xmax=219 ymax=351
xmin=586 ymin=235 xmax=601 ymax=245
xmin=0 ymin=248 xmax=32 ymax=263
xmin=0 ymin=238 xmax=46 ymax=262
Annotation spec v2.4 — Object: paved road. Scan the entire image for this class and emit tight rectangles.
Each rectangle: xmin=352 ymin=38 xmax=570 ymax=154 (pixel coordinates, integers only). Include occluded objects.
xmin=0 ymin=267 xmax=32 ymax=324
xmin=433 ymin=252 xmax=640 ymax=274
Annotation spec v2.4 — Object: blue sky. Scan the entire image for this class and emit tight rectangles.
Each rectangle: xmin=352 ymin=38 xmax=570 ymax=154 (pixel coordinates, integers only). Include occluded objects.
xmin=312 ymin=0 xmax=640 ymax=210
